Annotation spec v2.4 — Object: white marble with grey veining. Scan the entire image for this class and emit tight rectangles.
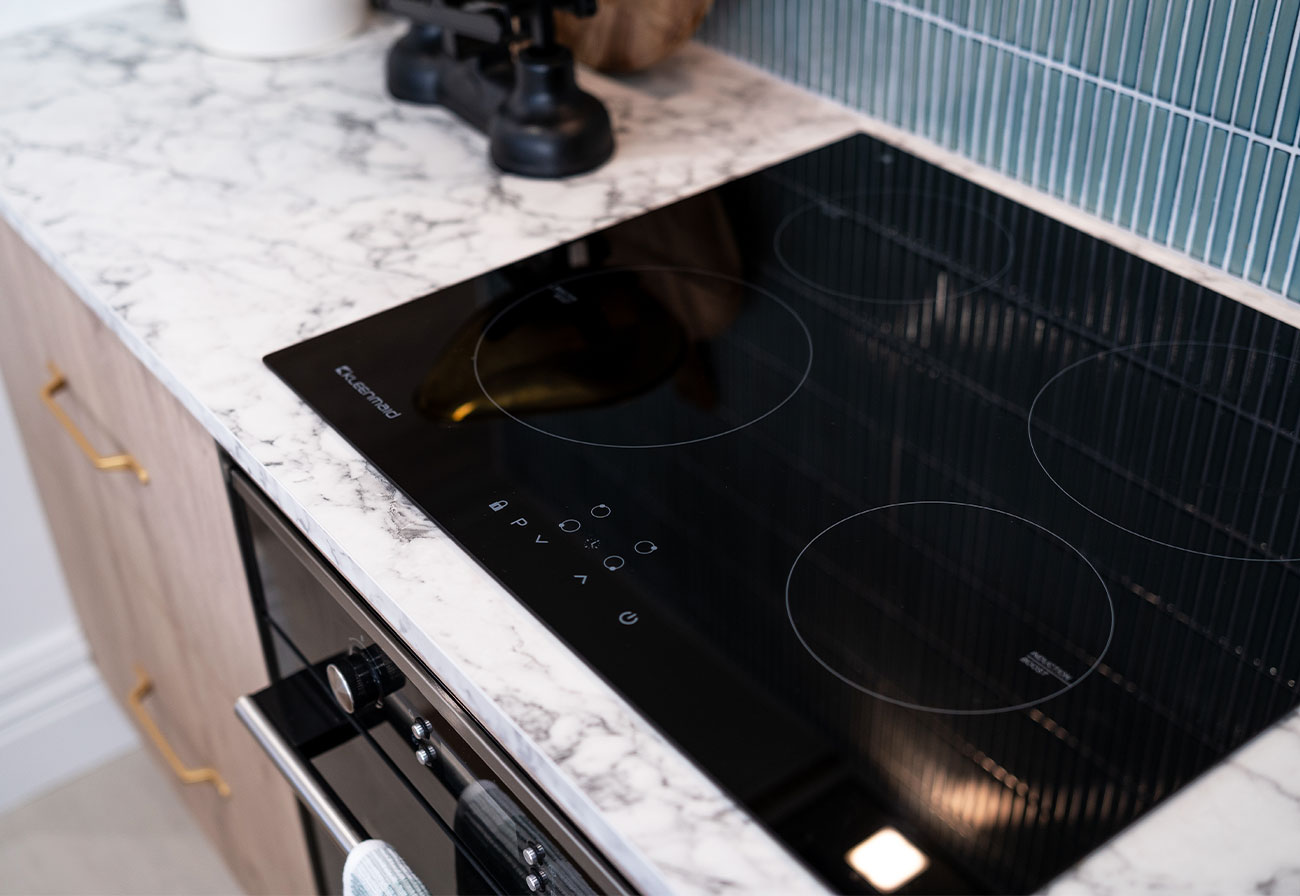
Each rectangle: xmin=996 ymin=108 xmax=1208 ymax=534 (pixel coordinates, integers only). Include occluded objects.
xmin=0 ymin=4 xmax=1297 ymax=895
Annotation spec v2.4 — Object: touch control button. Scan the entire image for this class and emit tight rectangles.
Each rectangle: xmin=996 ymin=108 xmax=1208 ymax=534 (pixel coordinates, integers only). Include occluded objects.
xmin=603 ymin=555 xmax=625 ymax=571
xmin=590 ymin=503 xmax=612 ymax=518
xmin=618 ymin=611 xmax=639 ymax=625
xmin=559 ymin=519 xmax=581 ymax=532
xmin=634 ymin=540 xmax=658 ymax=554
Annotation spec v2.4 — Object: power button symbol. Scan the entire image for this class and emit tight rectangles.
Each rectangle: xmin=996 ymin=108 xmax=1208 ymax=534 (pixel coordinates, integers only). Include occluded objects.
xmin=618 ymin=611 xmax=639 ymax=625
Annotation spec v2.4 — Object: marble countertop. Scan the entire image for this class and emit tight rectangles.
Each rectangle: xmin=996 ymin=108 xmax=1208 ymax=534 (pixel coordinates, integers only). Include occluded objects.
xmin=0 ymin=4 xmax=1295 ymax=894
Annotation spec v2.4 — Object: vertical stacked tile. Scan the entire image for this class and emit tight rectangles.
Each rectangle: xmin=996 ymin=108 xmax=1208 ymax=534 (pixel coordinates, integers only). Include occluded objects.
xmin=698 ymin=0 xmax=1300 ymax=301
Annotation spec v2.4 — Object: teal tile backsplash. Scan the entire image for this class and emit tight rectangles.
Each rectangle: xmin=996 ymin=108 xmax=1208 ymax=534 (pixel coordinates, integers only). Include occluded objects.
xmin=697 ymin=0 xmax=1300 ymax=301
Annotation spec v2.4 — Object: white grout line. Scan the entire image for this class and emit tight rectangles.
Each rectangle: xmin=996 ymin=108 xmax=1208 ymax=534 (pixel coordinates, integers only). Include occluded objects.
xmin=981 ymin=3 xmax=1013 ymax=166
xmin=941 ymin=6 xmax=961 ymax=149
xmin=1246 ymin=0 xmax=1285 ymax=137
xmin=1146 ymin=0 xmax=1205 ymax=245
xmin=886 ymin=5 xmax=902 ymax=126
xmin=1179 ymin=0 xmax=1236 ymax=255
xmin=1009 ymin=4 xmax=1030 ymax=181
xmin=1094 ymin=0 xmax=1132 ymax=216
xmin=1061 ymin=2 xmax=1105 ymax=201
xmin=1008 ymin=0 xmax=1032 ymax=174
xmin=1076 ymin=0 xmax=1121 ymax=213
xmin=955 ymin=4 xmax=975 ymax=156
xmin=836 ymin=0 xmax=852 ymax=109
xmin=1044 ymin=2 xmax=1082 ymax=192
xmin=917 ymin=12 xmax=934 ymax=139
xmin=1166 ymin=0 xmax=1217 ymax=250
xmin=1015 ymin=1 xmax=1047 ymax=184
xmin=1127 ymin=0 xmax=1176 ymax=235
xmin=1205 ymin=0 xmax=1263 ymax=264
xmin=1237 ymin=0 xmax=1287 ymax=279
xmin=853 ymin=1 xmax=868 ymax=115
xmin=1104 ymin=0 xmax=1153 ymax=224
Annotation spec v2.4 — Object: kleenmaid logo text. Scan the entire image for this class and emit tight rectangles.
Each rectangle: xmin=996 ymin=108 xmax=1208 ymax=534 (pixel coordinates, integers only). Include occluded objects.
xmin=335 ymin=365 xmax=401 ymax=419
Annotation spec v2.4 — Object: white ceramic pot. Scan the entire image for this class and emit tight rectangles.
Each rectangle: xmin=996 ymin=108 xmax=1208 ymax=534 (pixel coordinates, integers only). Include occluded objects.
xmin=180 ymin=0 xmax=369 ymax=59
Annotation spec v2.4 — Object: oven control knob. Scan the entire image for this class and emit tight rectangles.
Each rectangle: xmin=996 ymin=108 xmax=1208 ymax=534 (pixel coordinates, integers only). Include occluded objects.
xmin=326 ymin=646 xmax=404 ymax=714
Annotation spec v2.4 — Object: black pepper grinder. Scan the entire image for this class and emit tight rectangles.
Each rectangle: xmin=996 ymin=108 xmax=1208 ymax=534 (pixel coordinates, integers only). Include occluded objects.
xmin=490 ymin=1 xmax=614 ymax=177
xmin=384 ymin=0 xmax=615 ymax=179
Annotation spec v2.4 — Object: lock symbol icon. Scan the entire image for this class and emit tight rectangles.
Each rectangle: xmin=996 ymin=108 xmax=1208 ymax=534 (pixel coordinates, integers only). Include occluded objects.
xmin=489 ymin=500 xmax=508 ymax=512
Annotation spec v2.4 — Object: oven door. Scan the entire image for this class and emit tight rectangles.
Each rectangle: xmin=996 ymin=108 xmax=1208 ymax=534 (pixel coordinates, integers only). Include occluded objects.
xmin=225 ymin=462 xmax=627 ymax=896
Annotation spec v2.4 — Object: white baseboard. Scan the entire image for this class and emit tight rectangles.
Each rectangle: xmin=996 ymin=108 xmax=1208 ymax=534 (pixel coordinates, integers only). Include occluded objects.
xmin=0 ymin=624 xmax=138 ymax=813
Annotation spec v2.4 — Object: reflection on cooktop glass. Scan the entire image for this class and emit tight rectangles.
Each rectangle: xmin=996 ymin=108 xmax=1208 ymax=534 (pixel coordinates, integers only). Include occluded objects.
xmin=267 ymin=135 xmax=1300 ymax=894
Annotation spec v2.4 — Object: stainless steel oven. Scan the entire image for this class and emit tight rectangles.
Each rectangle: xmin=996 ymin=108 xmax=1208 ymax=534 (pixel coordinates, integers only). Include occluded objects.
xmin=224 ymin=457 xmax=630 ymax=895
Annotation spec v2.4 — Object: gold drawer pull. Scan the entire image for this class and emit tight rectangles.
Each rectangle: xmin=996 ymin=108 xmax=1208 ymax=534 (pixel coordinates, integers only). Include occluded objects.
xmin=128 ymin=666 xmax=231 ymax=798
xmin=39 ymin=362 xmax=149 ymax=484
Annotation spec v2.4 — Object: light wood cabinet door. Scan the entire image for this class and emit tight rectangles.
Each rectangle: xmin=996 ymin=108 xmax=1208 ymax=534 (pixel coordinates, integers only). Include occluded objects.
xmin=0 ymin=219 xmax=316 ymax=896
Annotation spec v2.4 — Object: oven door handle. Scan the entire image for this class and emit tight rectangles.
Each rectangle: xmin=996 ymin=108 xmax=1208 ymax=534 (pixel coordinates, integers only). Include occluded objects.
xmin=235 ymin=695 xmax=367 ymax=853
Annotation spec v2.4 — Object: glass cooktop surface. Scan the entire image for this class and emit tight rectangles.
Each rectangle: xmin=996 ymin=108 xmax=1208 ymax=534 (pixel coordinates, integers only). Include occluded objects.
xmin=267 ymin=135 xmax=1300 ymax=894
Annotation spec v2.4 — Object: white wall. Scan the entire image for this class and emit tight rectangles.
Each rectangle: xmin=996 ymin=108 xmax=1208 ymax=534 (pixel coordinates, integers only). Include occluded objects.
xmin=0 ymin=380 xmax=80 ymax=649
xmin=0 ymin=3 xmax=151 ymax=812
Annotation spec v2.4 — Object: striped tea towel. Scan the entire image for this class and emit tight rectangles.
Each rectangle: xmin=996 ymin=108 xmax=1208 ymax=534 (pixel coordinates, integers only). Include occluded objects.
xmin=343 ymin=839 xmax=432 ymax=896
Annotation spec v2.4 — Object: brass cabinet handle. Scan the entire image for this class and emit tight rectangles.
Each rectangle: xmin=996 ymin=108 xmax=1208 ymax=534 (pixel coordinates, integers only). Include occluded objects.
xmin=128 ymin=666 xmax=231 ymax=798
xmin=39 ymin=362 xmax=149 ymax=484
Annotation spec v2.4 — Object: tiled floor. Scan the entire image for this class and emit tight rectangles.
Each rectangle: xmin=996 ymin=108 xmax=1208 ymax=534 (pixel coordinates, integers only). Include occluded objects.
xmin=0 ymin=749 xmax=244 ymax=895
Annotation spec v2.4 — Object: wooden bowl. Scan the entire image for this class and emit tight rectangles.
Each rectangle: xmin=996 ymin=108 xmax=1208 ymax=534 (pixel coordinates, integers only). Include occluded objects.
xmin=555 ymin=0 xmax=714 ymax=73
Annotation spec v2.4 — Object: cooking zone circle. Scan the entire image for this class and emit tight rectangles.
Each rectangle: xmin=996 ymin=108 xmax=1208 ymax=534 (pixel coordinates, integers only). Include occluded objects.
xmin=773 ymin=191 xmax=1015 ymax=304
xmin=1028 ymin=342 xmax=1300 ymax=561
xmin=472 ymin=267 xmax=812 ymax=449
xmin=785 ymin=502 xmax=1113 ymax=715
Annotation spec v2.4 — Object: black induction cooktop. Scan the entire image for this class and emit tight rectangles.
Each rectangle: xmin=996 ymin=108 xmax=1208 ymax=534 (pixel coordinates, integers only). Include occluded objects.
xmin=267 ymin=134 xmax=1300 ymax=894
